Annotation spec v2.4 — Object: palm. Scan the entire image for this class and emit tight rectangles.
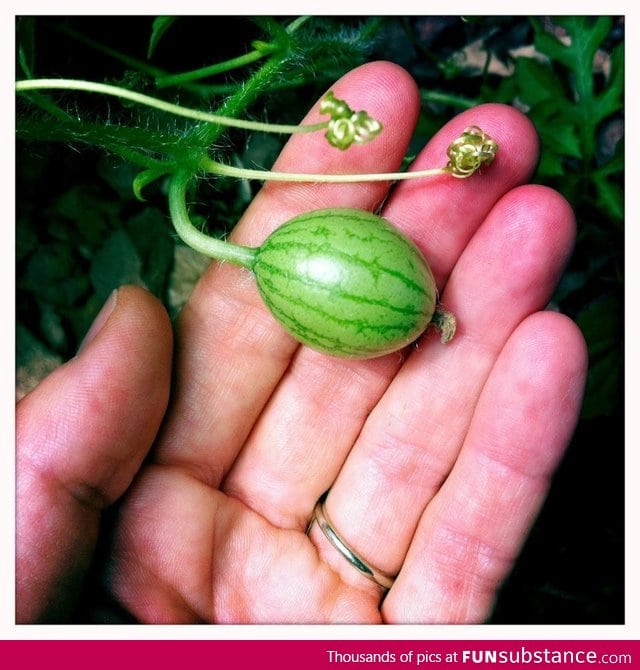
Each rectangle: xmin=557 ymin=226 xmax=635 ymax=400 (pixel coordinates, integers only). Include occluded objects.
xmin=17 ymin=63 xmax=587 ymax=624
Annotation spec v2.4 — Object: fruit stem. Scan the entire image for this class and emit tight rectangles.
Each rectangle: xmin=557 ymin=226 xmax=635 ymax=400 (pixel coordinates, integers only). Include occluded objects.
xmin=167 ymin=171 xmax=258 ymax=269
xmin=430 ymin=304 xmax=457 ymax=343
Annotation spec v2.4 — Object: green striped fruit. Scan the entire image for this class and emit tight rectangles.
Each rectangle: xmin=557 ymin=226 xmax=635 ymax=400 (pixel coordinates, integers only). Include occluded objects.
xmin=252 ymin=208 xmax=439 ymax=358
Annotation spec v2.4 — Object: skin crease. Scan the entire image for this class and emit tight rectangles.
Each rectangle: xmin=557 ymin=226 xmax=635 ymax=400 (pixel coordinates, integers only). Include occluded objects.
xmin=15 ymin=62 xmax=588 ymax=624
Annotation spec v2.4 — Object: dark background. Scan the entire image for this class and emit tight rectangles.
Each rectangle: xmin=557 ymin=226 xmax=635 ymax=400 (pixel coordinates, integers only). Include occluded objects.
xmin=16 ymin=16 xmax=624 ymax=623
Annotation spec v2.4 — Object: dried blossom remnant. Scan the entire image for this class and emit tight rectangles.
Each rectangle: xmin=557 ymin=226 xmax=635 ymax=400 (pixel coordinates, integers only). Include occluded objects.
xmin=320 ymin=91 xmax=382 ymax=150
xmin=446 ymin=126 xmax=498 ymax=178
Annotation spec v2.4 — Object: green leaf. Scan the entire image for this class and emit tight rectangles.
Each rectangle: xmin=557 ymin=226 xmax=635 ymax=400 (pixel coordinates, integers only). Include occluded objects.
xmin=510 ymin=57 xmax=567 ymax=107
xmin=527 ymin=98 xmax=582 ymax=177
xmin=148 ymin=16 xmax=177 ymax=59
xmin=531 ymin=105 xmax=582 ymax=160
xmin=26 ymin=243 xmax=73 ymax=289
xmin=593 ymin=176 xmax=623 ymax=221
xmin=132 ymin=167 xmax=167 ymax=201
xmin=90 ymin=230 xmax=144 ymax=301
xmin=126 ymin=209 xmax=174 ymax=297
xmin=532 ymin=17 xmax=619 ymax=160
xmin=596 ymin=42 xmax=624 ymax=122
xmin=536 ymin=150 xmax=566 ymax=178
xmin=25 ymin=243 xmax=89 ymax=306
xmin=533 ymin=16 xmax=611 ymax=72
xmin=54 ymin=185 xmax=116 ymax=246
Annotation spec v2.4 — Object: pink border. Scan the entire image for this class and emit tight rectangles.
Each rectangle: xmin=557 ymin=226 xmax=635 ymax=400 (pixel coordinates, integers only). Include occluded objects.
xmin=2 ymin=639 xmax=639 ymax=669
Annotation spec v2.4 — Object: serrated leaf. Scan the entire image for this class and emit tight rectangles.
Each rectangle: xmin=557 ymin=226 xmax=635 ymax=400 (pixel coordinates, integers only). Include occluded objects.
xmin=538 ymin=121 xmax=582 ymax=159
xmin=511 ymin=57 xmax=567 ymax=106
xmin=596 ymin=42 xmax=624 ymax=122
xmin=148 ymin=16 xmax=177 ymax=59
xmin=534 ymin=17 xmax=611 ymax=72
xmin=594 ymin=176 xmax=623 ymax=221
xmin=531 ymin=17 xmax=620 ymax=163
xmin=528 ymin=99 xmax=583 ymax=169
xmin=536 ymin=150 xmax=566 ymax=178
xmin=90 ymin=230 xmax=144 ymax=301
xmin=559 ymin=16 xmax=613 ymax=61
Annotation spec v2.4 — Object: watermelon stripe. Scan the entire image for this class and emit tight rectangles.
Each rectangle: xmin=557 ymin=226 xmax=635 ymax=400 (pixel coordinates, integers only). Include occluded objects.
xmin=256 ymin=259 xmax=429 ymax=317
xmin=260 ymin=288 xmax=407 ymax=357
xmin=257 ymin=273 xmax=424 ymax=336
xmin=260 ymin=241 xmax=426 ymax=295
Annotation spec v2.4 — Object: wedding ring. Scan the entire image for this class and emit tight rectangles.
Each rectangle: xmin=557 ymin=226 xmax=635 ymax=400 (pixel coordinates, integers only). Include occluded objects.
xmin=308 ymin=491 xmax=396 ymax=590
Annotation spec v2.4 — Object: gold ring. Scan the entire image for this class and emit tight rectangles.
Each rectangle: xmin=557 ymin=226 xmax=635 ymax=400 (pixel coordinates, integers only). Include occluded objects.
xmin=308 ymin=491 xmax=396 ymax=590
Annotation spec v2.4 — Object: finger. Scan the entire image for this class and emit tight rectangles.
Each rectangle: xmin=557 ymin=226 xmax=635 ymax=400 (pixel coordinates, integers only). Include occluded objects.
xmin=386 ymin=102 xmax=540 ymax=287
xmin=16 ymin=286 xmax=172 ymax=622
xmin=222 ymin=106 xmax=540 ymax=531
xmin=153 ymin=61 xmax=421 ymax=484
xmin=383 ymin=312 xmax=588 ymax=623
xmin=310 ymin=185 xmax=576 ymax=595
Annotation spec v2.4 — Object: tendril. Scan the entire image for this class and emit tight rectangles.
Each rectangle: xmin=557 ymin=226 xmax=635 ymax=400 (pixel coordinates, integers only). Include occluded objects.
xmin=319 ymin=91 xmax=383 ymax=150
xmin=445 ymin=126 xmax=498 ymax=178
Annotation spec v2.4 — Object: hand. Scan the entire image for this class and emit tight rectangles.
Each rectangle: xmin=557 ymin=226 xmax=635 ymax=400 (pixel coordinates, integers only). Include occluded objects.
xmin=16 ymin=62 xmax=587 ymax=624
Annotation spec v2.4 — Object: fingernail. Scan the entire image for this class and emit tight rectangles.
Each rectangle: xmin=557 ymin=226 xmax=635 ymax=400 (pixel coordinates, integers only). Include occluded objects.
xmin=78 ymin=289 xmax=119 ymax=353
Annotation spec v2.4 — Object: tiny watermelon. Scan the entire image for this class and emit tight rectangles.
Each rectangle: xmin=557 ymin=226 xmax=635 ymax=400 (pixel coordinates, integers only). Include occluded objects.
xmin=252 ymin=208 xmax=438 ymax=358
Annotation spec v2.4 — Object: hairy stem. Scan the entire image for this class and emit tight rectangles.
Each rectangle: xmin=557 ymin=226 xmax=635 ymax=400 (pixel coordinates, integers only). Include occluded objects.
xmin=195 ymin=17 xmax=312 ymax=147
xmin=196 ymin=55 xmax=287 ymax=148
xmin=16 ymin=117 xmax=184 ymax=170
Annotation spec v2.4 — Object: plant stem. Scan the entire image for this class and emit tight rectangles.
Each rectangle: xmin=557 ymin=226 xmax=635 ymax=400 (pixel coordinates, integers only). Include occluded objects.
xmin=201 ymin=158 xmax=450 ymax=183
xmin=197 ymin=55 xmax=286 ymax=147
xmin=156 ymin=47 xmax=276 ymax=88
xmin=196 ymin=16 xmax=313 ymax=148
xmin=157 ymin=17 xmax=311 ymax=91
xmin=168 ymin=171 xmax=258 ymax=268
xmin=15 ymin=79 xmax=328 ymax=136
xmin=421 ymin=90 xmax=477 ymax=109
xmin=16 ymin=117 xmax=183 ymax=170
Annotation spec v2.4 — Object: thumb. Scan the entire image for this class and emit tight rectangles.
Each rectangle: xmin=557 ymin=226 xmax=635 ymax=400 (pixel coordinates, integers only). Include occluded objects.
xmin=16 ymin=286 xmax=173 ymax=622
